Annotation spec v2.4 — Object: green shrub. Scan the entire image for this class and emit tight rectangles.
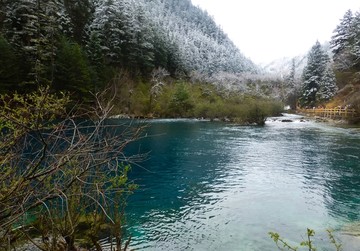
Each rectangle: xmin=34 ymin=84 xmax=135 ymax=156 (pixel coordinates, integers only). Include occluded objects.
xmin=111 ymin=79 xmax=284 ymax=123
xmin=269 ymin=228 xmax=342 ymax=251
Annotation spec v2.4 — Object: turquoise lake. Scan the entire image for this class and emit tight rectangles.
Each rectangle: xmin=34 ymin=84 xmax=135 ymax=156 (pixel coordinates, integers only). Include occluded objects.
xmin=122 ymin=114 xmax=360 ymax=251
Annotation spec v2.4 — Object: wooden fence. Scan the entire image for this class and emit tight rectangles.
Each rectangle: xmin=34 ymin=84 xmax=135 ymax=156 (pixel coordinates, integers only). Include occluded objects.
xmin=299 ymin=108 xmax=358 ymax=119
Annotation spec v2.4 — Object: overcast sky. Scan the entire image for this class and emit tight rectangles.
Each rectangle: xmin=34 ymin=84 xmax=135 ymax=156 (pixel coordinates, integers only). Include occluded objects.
xmin=191 ymin=0 xmax=359 ymax=64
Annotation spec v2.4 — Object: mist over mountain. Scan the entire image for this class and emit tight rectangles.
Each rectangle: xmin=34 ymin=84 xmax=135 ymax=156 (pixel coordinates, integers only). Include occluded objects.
xmin=261 ymin=55 xmax=307 ymax=79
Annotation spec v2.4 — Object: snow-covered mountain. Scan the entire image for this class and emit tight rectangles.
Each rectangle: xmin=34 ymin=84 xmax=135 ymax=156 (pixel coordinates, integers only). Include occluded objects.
xmin=261 ymin=54 xmax=307 ymax=79
xmin=261 ymin=42 xmax=332 ymax=79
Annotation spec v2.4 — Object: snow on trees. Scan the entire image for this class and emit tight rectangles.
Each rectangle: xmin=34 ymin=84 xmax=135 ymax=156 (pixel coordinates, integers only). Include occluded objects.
xmin=88 ymin=0 xmax=125 ymax=65
xmin=2 ymin=0 xmax=71 ymax=85
xmin=331 ymin=9 xmax=354 ymax=57
xmin=300 ymin=41 xmax=337 ymax=107
xmin=350 ymin=11 xmax=360 ymax=67
xmin=331 ymin=9 xmax=360 ymax=71
xmin=316 ymin=66 xmax=338 ymax=102
xmin=1 ymin=0 xmax=260 ymax=95
xmin=136 ymin=0 xmax=258 ymax=76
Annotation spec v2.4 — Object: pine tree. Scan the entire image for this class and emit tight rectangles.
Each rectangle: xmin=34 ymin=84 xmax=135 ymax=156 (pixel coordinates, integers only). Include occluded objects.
xmin=5 ymin=1 xmax=39 ymax=86
xmin=284 ymin=58 xmax=302 ymax=109
xmin=152 ymin=28 xmax=170 ymax=69
xmin=287 ymin=58 xmax=296 ymax=88
xmin=54 ymin=38 xmax=93 ymax=100
xmin=349 ymin=11 xmax=360 ymax=70
xmin=0 ymin=0 xmax=7 ymax=31
xmin=316 ymin=66 xmax=338 ymax=102
xmin=86 ymin=31 xmax=104 ymax=85
xmin=121 ymin=1 xmax=154 ymax=73
xmin=63 ymin=0 xmax=94 ymax=43
xmin=279 ymin=58 xmax=296 ymax=102
xmin=57 ymin=2 xmax=73 ymax=37
xmin=300 ymin=41 xmax=330 ymax=107
xmin=135 ymin=5 xmax=155 ymax=74
xmin=0 ymin=0 xmax=260 ymax=95
xmin=3 ymin=0 xmax=69 ymax=87
xmin=331 ymin=9 xmax=360 ymax=71
xmin=143 ymin=0 xmax=257 ymax=76
xmin=0 ymin=35 xmax=20 ymax=93
xmin=331 ymin=9 xmax=354 ymax=57
xmin=89 ymin=0 xmax=126 ymax=66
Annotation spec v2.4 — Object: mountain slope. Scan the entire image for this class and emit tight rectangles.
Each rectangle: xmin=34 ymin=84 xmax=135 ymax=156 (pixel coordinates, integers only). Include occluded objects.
xmin=0 ymin=0 xmax=259 ymax=97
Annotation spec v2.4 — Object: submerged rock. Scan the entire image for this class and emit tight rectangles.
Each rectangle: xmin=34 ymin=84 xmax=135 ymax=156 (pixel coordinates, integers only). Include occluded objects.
xmin=281 ymin=119 xmax=294 ymax=122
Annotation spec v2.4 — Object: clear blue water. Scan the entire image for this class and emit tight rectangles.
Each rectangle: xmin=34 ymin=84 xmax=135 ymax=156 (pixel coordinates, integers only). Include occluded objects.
xmin=122 ymin=114 xmax=360 ymax=251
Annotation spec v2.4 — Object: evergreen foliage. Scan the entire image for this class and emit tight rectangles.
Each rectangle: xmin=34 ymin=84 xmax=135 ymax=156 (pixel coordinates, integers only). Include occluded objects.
xmin=300 ymin=41 xmax=337 ymax=107
xmin=0 ymin=35 xmax=20 ymax=93
xmin=54 ymin=38 xmax=93 ymax=101
xmin=331 ymin=10 xmax=354 ymax=58
xmin=109 ymin=74 xmax=283 ymax=123
xmin=168 ymin=84 xmax=194 ymax=117
xmin=316 ymin=67 xmax=338 ymax=102
xmin=328 ymin=9 xmax=360 ymax=114
xmin=0 ymin=0 xmax=285 ymax=122
xmin=0 ymin=0 xmax=258 ymax=100
xmin=331 ymin=9 xmax=360 ymax=72
xmin=63 ymin=0 xmax=93 ymax=43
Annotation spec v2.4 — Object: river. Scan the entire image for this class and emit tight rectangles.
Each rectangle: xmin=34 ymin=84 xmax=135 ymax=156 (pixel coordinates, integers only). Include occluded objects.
xmin=121 ymin=114 xmax=360 ymax=251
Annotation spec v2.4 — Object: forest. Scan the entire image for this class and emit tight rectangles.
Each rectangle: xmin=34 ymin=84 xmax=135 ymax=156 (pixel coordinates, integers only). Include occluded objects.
xmin=1 ymin=0 xmax=360 ymax=249
xmin=327 ymin=9 xmax=360 ymax=113
xmin=1 ymin=1 xmax=359 ymax=119
xmin=0 ymin=1 xmax=283 ymax=249
xmin=0 ymin=0 xmax=286 ymax=123
xmin=0 ymin=0 xmax=257 ymax=91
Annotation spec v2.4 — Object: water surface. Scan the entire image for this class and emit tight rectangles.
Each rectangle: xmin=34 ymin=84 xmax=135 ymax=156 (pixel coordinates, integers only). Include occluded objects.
xmin=123 ymin=114 xmax=360 ymax=250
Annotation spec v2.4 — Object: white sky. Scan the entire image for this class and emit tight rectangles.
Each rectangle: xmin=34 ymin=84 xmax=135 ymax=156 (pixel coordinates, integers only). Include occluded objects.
xmin=191 ymin=0 xmax=360 ymax=64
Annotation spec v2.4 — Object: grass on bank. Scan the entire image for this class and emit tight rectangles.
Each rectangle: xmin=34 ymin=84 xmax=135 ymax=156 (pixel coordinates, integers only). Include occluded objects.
xmin=109 ymin=79 xmax=284 ymax=125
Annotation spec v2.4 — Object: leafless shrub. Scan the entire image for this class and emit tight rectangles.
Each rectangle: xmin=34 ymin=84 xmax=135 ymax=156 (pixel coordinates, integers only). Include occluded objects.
xmin=0 ymin=87 xmax=145 ymax=250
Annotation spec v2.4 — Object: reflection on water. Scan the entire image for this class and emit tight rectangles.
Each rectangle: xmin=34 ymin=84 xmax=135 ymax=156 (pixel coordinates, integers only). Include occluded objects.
xmin=121 ymin=115 xmax=360 ymax=250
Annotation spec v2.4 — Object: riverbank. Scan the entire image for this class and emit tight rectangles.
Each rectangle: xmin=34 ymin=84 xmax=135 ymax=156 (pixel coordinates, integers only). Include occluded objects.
xmin=296 ymin=111 xmax=360 ymax=127
xmin=106 ymin=80 xmax=284 ymax=125
xmin=110 ymin=114 xmax=271 ymax=126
